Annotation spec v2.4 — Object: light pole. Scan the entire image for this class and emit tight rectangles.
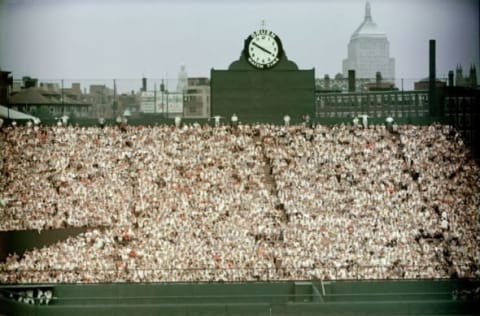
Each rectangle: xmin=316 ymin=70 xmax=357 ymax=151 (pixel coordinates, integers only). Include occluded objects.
xmin=161 ymin=79 xmax=165 ymax=118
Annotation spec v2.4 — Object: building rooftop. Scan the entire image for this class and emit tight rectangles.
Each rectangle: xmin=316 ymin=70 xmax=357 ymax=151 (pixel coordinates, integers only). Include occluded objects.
xmin=10 ymin=88 xmax=88 ymax=105
xmin=351 ymin=2 xmax=386 ymax=39
xmin=9 ymin=88 xmax=55 ymax=105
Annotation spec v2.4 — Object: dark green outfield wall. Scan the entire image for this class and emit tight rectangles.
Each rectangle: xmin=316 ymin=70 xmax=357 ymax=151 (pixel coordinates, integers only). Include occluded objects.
xmin=1 ymin=279 xmax=479 ymax=315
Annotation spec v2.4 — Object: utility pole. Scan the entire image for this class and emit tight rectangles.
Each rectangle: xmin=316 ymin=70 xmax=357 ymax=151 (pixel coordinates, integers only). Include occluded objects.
xmin=161 ymin=79 xmax=165 ymax=117
xmin=61 ymin=79 xmax=64 ymax=108
xmin=154 ymin=83 xmax=157 ymax=113
xmin=113 ymin=79 xmax=117 ymax=116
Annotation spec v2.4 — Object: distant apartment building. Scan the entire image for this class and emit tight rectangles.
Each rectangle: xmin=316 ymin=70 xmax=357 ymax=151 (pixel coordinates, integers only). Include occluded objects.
xmin=62 ymin=83 xmax=82 ymax=101
xmin=9 ymin=81 xmax=93 ymax=119
xmin=184 ymin=77 xmax=210 ymax=118
xmin=414 ymin=78 xmax=447 ymax=91
xmin=139 ymin=91 xmax=158 ymax=114
xmin=140 ymin=90 xmax=183 ymax=116
xmin=316 ymin=74 xmax=379 ymax=92
xmin=139 ymin=77 xmax=210 ymax=118
xmin=118 ymin=92 xmax=139 ymax=118
xmin=87 ymin=84 xmax=114 ymax=118
xmin=11 ymin=80 xmax=22 ymax=93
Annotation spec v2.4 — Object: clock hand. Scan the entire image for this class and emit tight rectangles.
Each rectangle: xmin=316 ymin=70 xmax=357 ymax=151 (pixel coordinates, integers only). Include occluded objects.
xmin=252 ymin=42 xmax=275 ymax=56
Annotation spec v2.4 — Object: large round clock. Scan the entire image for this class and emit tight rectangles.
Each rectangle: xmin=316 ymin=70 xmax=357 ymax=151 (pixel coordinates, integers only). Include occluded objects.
xmin=244 ymin=29 xmax=283 ymax=70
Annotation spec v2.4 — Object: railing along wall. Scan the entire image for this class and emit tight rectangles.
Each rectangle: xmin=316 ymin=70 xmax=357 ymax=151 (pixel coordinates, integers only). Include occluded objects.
xmin=0 ymin=264 xmax=475 ymax=284
xmin=315 ymin=90 xmax=430 ymax=120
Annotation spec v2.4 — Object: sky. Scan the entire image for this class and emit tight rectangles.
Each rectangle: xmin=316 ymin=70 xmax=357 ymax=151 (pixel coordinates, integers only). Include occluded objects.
xmin=0 ymin=0 xmax=478 ymax=91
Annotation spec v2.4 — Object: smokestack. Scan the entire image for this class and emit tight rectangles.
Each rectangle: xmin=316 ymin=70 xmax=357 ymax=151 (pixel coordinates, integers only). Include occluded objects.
xmin=448 ymin=71 xmax=454 ymax=87
xmin=429 ymin=40 xmax=436 ymax=84
xmin=376 ymin=72 xmax=382 ymax=87
xmin=348 ymin=70 xmax=355 ymax=92
xmin=142 ymin=77 xmax=147 ymax=92
xmin=324 ymin=74 xmax=330 ymax=90
xmin=429 ymin=40 xmax=437 ymax=116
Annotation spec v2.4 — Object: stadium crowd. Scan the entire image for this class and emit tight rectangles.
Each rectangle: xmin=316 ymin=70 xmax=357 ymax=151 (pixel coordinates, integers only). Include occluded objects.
xmin=0 ymin=122 xmax=478 ymax=283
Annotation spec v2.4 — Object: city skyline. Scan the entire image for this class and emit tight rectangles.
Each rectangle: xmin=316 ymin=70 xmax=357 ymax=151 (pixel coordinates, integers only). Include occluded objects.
xmin=0 ymin=0 xmax=478 ymax=91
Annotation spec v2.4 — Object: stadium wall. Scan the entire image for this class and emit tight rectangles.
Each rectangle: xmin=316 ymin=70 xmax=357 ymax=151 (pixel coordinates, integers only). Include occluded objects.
xmin=1 ymin=279 xmax=479 ymax=315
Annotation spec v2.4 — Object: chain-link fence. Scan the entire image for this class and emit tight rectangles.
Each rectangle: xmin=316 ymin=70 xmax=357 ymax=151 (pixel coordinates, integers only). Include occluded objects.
xmin=5 ymin=77 xmax=459 ymax=124
xmin=7 ymin=78 xmax=210 ymax=124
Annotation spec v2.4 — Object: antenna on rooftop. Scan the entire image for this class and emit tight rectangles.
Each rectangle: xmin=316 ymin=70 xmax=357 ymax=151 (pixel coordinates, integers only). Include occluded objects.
xmin=260 ymin=19 xmax=266 ymax=29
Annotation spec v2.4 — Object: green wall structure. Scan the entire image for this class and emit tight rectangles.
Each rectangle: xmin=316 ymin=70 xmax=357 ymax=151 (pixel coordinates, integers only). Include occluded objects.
xmin=210 ymin=29 xmax=315 ymax=124
xmin=1 ymin=279 xmax=479 ymax=315
xmin=211 ymin=69 xmax=315 ymax=124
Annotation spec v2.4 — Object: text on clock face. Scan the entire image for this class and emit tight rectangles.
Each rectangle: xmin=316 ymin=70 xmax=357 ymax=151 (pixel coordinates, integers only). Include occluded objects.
xmin=249 ymin=40 xmax=278 ymax=63
xmin=245 ymin=29 xmax=283 ymax=69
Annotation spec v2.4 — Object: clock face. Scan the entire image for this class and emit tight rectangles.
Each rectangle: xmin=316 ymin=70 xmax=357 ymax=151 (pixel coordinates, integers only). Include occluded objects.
xmin=245 ymin=29 xmax=283 ymax=69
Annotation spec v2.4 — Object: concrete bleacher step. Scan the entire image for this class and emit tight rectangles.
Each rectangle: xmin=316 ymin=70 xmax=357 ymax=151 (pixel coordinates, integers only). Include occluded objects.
xmin=253 ymin=135 xmax=292 ymax=224
xmin=256 ymin=139 xmax=290 ymax=223
xmin=262 ymin=164 xmax=276 ymax=193
xmin=253 ymin=136 xmax=277 ymax=191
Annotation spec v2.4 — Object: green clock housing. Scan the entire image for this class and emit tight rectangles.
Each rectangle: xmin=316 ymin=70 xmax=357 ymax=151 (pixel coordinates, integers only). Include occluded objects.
xmin=244 ymin=29 xmax=283 ymax=70
xmin=211 ymin=28 xmax=315 ymax=123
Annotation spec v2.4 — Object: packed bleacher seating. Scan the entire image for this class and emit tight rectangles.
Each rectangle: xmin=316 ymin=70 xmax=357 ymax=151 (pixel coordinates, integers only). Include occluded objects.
xmin=0 ymin=123 xmax=478 ymax=283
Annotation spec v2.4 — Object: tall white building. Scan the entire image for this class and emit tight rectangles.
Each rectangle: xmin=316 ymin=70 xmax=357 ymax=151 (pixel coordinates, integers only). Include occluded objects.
xmin=177 ymin=65 xmax=188 ymax=92
xmin=342 ymin=2 xmax=395 ymax=80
